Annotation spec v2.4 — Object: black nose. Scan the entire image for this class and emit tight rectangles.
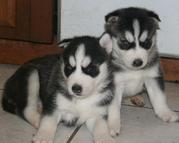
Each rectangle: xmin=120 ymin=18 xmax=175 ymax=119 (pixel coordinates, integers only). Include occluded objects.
xmin=133 ymin=59 xmax=143 ymax=67
xmin=72 ymin=84 xmax=82 ymax=95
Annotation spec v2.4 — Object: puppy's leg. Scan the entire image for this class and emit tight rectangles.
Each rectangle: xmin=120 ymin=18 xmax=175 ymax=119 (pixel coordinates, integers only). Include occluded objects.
xmin=86 ymin=117 xmax=115 ymax=143
xmin=23 ymin=70 xmax=41 ymax=128
xmin=108 ymin=85 xmax=123 ymax=137
xmin=145 ymin=78 xmax=178 ymax=122
xmin=32 ymin=113 xmax=60 ymax=143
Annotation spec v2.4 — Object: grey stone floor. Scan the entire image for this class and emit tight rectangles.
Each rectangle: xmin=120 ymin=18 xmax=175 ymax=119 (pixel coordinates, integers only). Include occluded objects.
xmin=0 ymin=64 xmax=179 ymax=143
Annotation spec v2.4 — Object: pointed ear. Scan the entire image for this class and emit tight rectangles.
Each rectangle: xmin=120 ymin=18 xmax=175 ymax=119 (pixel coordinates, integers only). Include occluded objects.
xmin=105 ymin=16 xmax=120 ymax=25
xmin=147 ymin=11 xmax=161 ymax=30
xmin=105 ymin=10 xmax=120 ymax=23
xmin=58 ymin=38 xmax=72 ymax=48
xmin=99 ymin=33 xmax=113 ymax=54
xmin=105 ymin=12 xmax=120 ymax=35
xmin=147 ymin=11 xmax=161 ymax=22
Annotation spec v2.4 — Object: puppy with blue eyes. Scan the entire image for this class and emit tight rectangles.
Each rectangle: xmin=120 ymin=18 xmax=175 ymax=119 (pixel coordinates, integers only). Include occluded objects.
xmin=104 ymin=7 xmax=179 ymax=137
xmin=2 ymin=34 xmax=116 ymax=143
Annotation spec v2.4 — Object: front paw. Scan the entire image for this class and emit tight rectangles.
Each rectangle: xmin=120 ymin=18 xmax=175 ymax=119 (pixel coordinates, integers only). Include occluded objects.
xmin=94 ymin=133 xmax=115 ymax=143
xmin=32 ymin=130 xmax=54 ymax=143
xmin=108 ymin=120 xmax=121 ymax=138
xmin=108 ymin=117 xmax=121 ymax=138
xmin=157 ymin=110 xmax=179 ymax=122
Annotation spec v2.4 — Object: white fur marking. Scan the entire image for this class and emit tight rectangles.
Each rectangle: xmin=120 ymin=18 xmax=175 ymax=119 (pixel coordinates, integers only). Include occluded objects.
xmin=67 ymin=44 xmax=96 ymax=97
xmin=108 ymin=92 xmax=122 ymax=137
xmin=90 ymin=118 xmax=115 ymax=143
xmin=129 ymin=19 xmax=149 ymax=69
xmin=99 ymin=33 xmax=113 ymax=54
xmin=33 ymin=115 xmax=59 ymax=143
xmin=133 ymin=19 xmax=140 ymax=40
xmin=125 ymin=31 xmax=134 ymax=42
xmin=69 ymin=56 xmax=76 ymax=67
xmin=75 ymin=44 xmax=85 ymax=68
xmin=145 ymin=78 xmax=179 ymax=122
xmin=133 ymin=19 xmax=140 ymax=50
xmin=24 ymin=70 xmax=40 ymax=128
xmin=82 ymin=56 xmax=91 ymax=68
xmin=140 ymin=31 xmax=148 ymax=42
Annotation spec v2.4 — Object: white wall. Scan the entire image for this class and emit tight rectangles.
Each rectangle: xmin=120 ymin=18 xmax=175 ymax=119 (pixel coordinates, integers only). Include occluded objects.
xmin=60 ymin=0 xmax=179 ymax=57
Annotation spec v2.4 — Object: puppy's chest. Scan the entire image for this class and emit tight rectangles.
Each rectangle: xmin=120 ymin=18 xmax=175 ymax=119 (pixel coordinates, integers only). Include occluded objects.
xmin=57 ymin=95 xmax=107 ymax=124
xmin=123 ymin=78 xmax=145 ymax=96
xmin=114 ymin=69 xmax=157 ymax=96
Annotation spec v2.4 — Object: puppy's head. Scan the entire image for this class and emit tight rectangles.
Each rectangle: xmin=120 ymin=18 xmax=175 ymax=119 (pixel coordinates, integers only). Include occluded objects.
xmin=59 ymin=34 xmax=112 ymax=98
xmin=105 ymin=7 xmax=160 ymax=70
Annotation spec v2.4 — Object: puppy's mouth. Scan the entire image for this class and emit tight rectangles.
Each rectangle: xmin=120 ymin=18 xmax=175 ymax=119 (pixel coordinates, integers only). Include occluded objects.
xmin=73 ymin=93 xmax=89 ymax=99
xmin=71 ymin=90 xmax=87 ymax=98
xmin=74 ymin=92 xmax=82 ymax=96
xmin=125 ymin=63 xmax=146 ymax=71
xmin=72 ymin=90 xmax=93 ymax=99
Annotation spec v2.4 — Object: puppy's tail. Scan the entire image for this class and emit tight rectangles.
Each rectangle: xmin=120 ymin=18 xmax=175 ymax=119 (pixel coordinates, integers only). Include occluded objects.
xmin=2 ymin=77 xmax=17 ymax=114
xmin=2 ymin=95 xmax=16 ymax=114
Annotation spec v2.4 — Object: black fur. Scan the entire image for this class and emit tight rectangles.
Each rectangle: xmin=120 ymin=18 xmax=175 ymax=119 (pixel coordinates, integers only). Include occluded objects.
xmin=156 ymin=66 xmax=165 ymax=91
xmin=155 ymin=76 xmax=165 ymax=91
xmin=2 ymin=55 xmax=63 ymax=116
xmin=2 ymin=66 xmax=35 ymax=117
xmin=98 ymin=93 xmax=114 ymax=106
xmin=61 ymin=117 xmax=79 ymax=127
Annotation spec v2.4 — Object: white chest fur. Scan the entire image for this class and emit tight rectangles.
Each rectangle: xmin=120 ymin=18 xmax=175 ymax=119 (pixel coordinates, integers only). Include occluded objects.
xmin=114 ymin=65 xmax=159 ymax=96
xmin=56 ymin=93 xmax=107 ymax=124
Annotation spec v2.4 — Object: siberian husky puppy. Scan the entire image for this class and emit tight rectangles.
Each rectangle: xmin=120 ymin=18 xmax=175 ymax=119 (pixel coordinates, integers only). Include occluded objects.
xmin=104 ymin=7 xmax=179 ymax=137
xmin=2 ymin=34 xmax=116 ymax=143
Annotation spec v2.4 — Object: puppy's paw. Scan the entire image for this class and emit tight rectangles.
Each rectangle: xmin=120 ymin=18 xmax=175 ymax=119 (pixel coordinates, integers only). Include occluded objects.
xmin=94 ymin=133 xmax=115 ymax=143
xmin=24 ymin=109 xmax=41 ymax=129
xmin=130 ymin=95 xmax=145 ymax=107
xmin=32 ymin=130 xmax=54 ymax=143
xmin=108 ymin=120 xmax=121 ymax=138
xmin=157 ymin=110 xmax=179 ymax=122
xmin=31 ymin=113 xmax=41 ymax=129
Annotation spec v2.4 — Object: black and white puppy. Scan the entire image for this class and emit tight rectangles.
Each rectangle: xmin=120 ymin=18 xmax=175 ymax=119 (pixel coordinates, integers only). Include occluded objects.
xmin=2 ymin=34 xmax=116 ymax=143
xmin=104 ymin=7 xmax=179 ymax=137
